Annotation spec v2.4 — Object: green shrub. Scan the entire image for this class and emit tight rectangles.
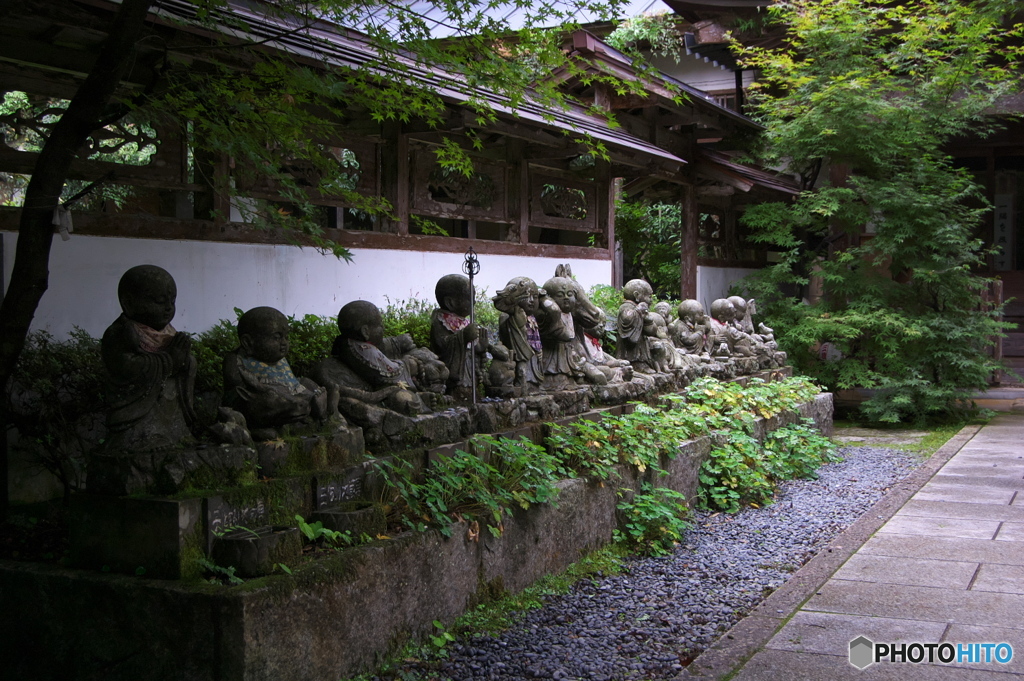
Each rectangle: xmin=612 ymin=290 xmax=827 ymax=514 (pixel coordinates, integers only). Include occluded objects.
xmin=699 ymin=433 xmax=773 ymax=513
xmin=381 ymin=296 xmax=434 ymax=348
xmin=587 ymin=284 xmax=624 ymax=319
xmin=698 ymin=420 xmax=840 ymax=513
xmin=286 ymin=313 xmax=337 ymax=378
xmin=192 ymin=315 xmax=240 ymax=395
xmin=374 ymin=434 xmax=564 ymax=537
xmin=614 ymin=483 xmax=691 ymax=556
xmin=6 ymin=328 xmax=104 ymax=503
xmin=762 ymin=420 xmax=842 ymax=481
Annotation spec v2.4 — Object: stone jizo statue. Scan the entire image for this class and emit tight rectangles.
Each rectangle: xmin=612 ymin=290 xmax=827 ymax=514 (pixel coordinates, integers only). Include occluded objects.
xmin=310 ymin=300 xmax=433 ymax=416
xmin=709 ymin=298 xmax=755 ymax=358
xmin=536 ymin=276 xmax=583 ymax=390
xmin=101 ymin=264 xmax=197 ymax=453
xmin=670 ymin=299 xmax=710 ymax=358
xmin=223 ymin=306 xmax=340 ymax=438
xmin=493 ymin=276 xmax=543 ymax=392
xmin=431 ymin=273 xmax=482 ymax=398
xmin=617 ymin=279 xmax=676 ymax=373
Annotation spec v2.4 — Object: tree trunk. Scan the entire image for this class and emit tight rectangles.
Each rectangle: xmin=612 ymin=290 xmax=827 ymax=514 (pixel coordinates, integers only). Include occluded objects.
xmin=0 ymin=0 xmax=155 ymax=520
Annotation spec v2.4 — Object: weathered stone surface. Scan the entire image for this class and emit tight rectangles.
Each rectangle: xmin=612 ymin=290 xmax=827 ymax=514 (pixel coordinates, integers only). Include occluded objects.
xmin=313 ymin=502 xmax=386 ymax=538
xmin=19 ymin=389 xmax=833 ymax=681
xmin=68 ymin=494 xmax=204 ymax=580
xmin=0 ymin=560 xmax=246 ymax=681
xmin=211 ymin=525 xmax=302 ymax=577
xmin=88 ymin=445 xmax=257 ymax=496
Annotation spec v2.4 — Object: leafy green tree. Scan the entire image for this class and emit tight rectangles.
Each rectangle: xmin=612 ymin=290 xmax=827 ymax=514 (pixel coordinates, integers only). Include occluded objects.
xmin=614 ymin=198 xmax=682 ymax=297
xmin=0 ymin=0 xmax=643 ymax=517
xmin=736 ymin=0 xmax=1023 ymax=422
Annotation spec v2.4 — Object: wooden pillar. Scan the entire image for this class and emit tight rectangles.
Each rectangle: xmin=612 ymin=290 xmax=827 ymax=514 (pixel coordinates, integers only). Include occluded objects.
xmin=596 ymin=157 xmax=614 ymax=282
xmin=611 ymin=178 xmax=623 ymax=287
xmin=192 ymin=148 xmax=230 ymax=223
xmin=506 ymin=138 xmax=529 ymax=245
xmin=380 ymin=121 xmax=409 ymax=234
xmin=680 ymin=182 xmax=698 ymax=300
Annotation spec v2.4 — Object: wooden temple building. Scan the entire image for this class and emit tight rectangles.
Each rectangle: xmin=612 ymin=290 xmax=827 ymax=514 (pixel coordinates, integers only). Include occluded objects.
xmin=0 ymin=0 xmax=799 ymax=337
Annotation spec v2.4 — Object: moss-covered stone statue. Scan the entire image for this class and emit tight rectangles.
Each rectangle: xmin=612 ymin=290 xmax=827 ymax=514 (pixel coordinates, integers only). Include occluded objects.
xmin=669 ymin=300 xmax=710 ymax=358
xmin=616 ymin=279 xmax=677 ymax=373
xmin=101 ymin=264 xmax=197 ymax=453
xmin=309 ymin=300 xmax=437 ymax=418
xmin=223 ymin=306 xmax=340 ymax=439
xmin=553 ymin=265 xmax=632 ymax=386
xmin=535 ymin=276 xmax=583 ymax=391
xmin=728 ymin=296 xmax=784 ymax=367
xmin=430 ymin=274 xmax=482 ymax=398
xmin=493 ymin=276 xmax=543 ymax=393
xmin=93 ymin=265 xmax=253 ymax=496
xmin=709 ymin=298 xmax=755 ymax=358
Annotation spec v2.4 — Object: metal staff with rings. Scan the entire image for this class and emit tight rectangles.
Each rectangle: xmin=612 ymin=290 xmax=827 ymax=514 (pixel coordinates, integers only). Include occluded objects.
xmin=463 ymin=248 xmax=481 ymax=404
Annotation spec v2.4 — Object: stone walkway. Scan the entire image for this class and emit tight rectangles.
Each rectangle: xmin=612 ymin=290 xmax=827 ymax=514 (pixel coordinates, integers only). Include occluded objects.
xmin=681 ymin=413 xmax=1024 ymax=680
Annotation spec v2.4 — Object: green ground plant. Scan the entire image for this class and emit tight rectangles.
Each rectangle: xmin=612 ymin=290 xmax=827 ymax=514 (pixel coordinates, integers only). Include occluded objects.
xmin=374 ymin=434 xmax=565 ymax=537
xmin=698 ymin=421 xmax=841 ymax=513
xmin=614 ymin=483 xmax=691 ymax=556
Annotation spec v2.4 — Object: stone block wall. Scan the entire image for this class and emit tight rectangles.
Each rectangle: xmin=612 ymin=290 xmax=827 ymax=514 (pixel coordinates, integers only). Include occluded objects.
xmin=0 ymin=393 xmax=832 ymax=681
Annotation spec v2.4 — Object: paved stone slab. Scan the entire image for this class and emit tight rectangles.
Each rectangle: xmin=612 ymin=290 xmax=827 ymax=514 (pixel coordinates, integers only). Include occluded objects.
xmin=804 ymin=580 xmax=1024 ymax=628
xmin=938 ymin=464 xmax=1024 ymax=478
xmin=766 ymin=611 xmax=946 ymax=655
xmin=729 ymin=648 xmax=1013 ymax=680
xmin=832 ymin=553 xmax=977 ymax=589
xmin=994 ymin=521 xmax=1024 ymax=541
xmin=858 ymin=534 xmax=1024 ymax=566
xmin=945 ymin=624 xmax=1024 ymax=675
xmin=913 ymin=484 xmax=1015 ymax=505
xmin=949 ymin=449 xmax=1024 ymax=460
xmin=970 ymin=563 xmax=1024 ymax=594
xmin=930 ymin=474 xmax=1024 ymax=490
xmin=897 ymin=499 xmax=1024 ymax=522
xmin=879 ymin=515 xmax=1000 ymax=540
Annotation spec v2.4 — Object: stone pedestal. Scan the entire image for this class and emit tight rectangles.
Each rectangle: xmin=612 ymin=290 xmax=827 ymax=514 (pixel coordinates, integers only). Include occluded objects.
xmin=69 ymin=494 xmax=204 ymax=580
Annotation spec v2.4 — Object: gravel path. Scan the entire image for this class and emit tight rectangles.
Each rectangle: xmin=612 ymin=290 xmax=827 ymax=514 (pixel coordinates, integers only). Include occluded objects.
xmin=387 ymin=445 xmax=921 ymax=681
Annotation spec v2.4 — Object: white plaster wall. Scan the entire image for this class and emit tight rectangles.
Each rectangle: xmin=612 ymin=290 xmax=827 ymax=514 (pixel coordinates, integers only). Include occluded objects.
xmin=1 ymin=232 xmax=611 ymax=337
xmin=696 ymin=265 xmax=759 ymax=309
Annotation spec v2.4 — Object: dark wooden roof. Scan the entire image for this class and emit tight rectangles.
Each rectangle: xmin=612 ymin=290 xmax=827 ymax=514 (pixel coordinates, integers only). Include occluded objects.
xmin=696 ymin=148 xmax=800 ymax=195
xmin=149 ymin=0 xmax=687 ymax=169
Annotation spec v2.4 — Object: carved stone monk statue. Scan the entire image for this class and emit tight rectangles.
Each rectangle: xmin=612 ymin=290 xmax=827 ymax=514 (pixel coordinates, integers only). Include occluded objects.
xmin=309 ymin=300 xmax=433 ymax=416
xmin=551 ymin=264 xmax=632 ymax=386
xmin=535 ymin=276 xmax=582 ymax=390
xmin=493 ymin=276 xmax=543 ymax=392
xmin=670 ymin=300 xmax=710 ymax=358
xmin=709 ymin=298 xmax=755 ymax=358
xmin=222 ymin=306 xmax=340 ymax=438
xmin=617 ymin=279 xmax=680 ymax=373
xmin=430 ymin=274 xmax=482 ymax=398
xmin=101 ymin=265 xmax=197 ymax=452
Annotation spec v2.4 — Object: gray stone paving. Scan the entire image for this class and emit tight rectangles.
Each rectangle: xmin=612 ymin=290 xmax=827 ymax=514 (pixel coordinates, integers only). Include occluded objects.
xmin=707 ymin=413 xmax=1024 ymax=680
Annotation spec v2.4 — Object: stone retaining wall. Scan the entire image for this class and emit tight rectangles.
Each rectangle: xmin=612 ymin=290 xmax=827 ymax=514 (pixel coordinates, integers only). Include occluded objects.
xmin=0 ymin=393 xmax=832 ymax=681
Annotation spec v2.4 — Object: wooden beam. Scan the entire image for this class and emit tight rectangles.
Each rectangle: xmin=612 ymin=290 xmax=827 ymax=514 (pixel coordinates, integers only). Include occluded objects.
xmin=0 ymin=206 xmax=612 ymax=260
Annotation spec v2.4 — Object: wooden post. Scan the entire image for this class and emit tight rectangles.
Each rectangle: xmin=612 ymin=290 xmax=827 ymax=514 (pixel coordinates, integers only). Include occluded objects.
xmin=595 ymin=157 xmax=614 ymax=282
xmin=380 ymin=121 xmax=409 ymax=234
xmin=680 ymin=182 xmax=698 ymax=300
xmin=611 ymin=178 xmax=623 ymax=287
